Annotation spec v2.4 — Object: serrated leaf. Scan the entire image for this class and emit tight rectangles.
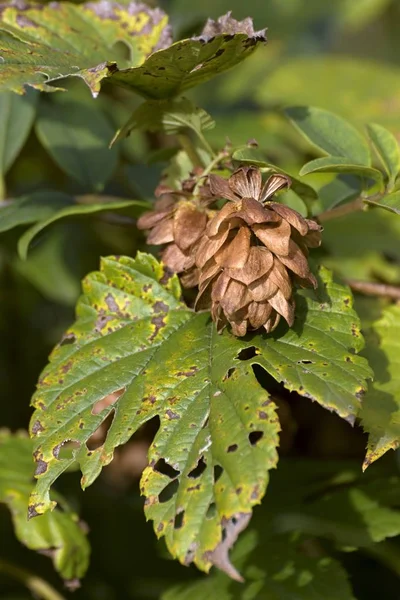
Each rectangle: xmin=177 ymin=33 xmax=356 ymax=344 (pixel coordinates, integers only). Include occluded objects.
xmin=28 ymin=253 xmax=280 ymax=577
xmin=231 ymin=147 xmax=318 ymax=205
xmin=360 ymin=305 xmax=400 ymax=468
xmin=300 ymin=157 xmax=383 ymax=185
xmin=364 ymin=191 xmax=400 ymax=215
xmin=0 ymin=430 xmax=89 ymax=583
xmin=0 ymin=191 xmax=71 ymax=232
xmin=0 ymin=89 xmax=37 ymax=178
xmin=18 ymin=198 xmax=148 ymax=260
xmin=0 ymin=2 xmax=266 ymax=99
xmin=35 ymin=95 xmax=119 ymax=190
xmin=163 ymin=530 xmax=356 ymax=600
xmin=112 ymin=97 xmax=215 ymax=146
xmin=253 ymin=267 xmax=373 ymax=422
xmin=366 ymin=123 xmax=400 ymax=189
xmin=285 ymin=106 xmax=371 ymax=165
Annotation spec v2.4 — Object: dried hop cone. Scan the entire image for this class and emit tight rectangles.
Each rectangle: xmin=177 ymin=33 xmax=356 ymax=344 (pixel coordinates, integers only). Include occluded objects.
xmin=137 ymin=177 xmax=215 ymax=288
xmin=195 ymin=166 xmax=322 ymax=336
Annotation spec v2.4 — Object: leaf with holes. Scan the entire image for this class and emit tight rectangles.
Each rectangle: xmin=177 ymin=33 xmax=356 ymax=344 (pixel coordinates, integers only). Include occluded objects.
xmin=28 ymin=252 xmax=280 ymax=578
xmin=360 ymin=305 xmax=400 ymax=469
xmin=0 ymin=2 xmax=266 ymax=99
xmin=253 ymin=267 xmax=373 ymax=422
xmin=0 ymin=430 xmax=89 ymax=584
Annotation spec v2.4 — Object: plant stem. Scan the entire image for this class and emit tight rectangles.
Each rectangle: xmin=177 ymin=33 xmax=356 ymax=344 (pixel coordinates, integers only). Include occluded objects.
xmin=193 ymin=150 xmax=227 ymax=194
xmin=317 ymin=197 xmax=365 ymax=222
xmin=177 ymin=133 xmax=203 ymax=168
xmin=345 ymin=279 xmax=400 ymax=300
xmin=0 ymin=559 xmax=66 ymax=600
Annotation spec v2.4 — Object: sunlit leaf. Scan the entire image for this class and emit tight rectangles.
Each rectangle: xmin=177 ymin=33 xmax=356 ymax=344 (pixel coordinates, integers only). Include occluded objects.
xmin=0 ymin=2 xmax=266 ymax=99
xmin=28 ymin=253 xmax=280 ymax=578
xmin=360 ymin=305 xmax=400 ymax=469
xmin=285 ymin=106 xmax=371 ymax=165
xmin=364 ymin=191 xmax=400 ymax=215
xmin=18 ymin=198 xmax=148 ymax=260
xmin=300 ymin=157 xmax=383 ymax=185
xmin=366 ymin=123 xmax=400 ymax=189
xmin=254 ymin=267 xmax=373 ymax=422
xmin=35 ymin=95 xmax=119 ymax=190
xmin=0 ymin=430 xmax=89 ymax=584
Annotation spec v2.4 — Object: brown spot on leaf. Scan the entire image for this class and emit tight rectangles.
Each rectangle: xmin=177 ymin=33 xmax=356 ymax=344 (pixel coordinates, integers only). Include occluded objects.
xmin=258 ymin=411 xmax=268 ymax=420
xmin=105 ymin=293 xmax=119 ymax=312
xmin=149 ymin=314 xmax=166 ymax=341
xmin=160 ymin=265 xmax=174 ymax=285
xmin=153 ymin=300 xmax=169 ymax=314
xmin=35 ymin=459 xmax=48 ymax=475
xmin=31 ymin=420 xmax=44 ymax=435
xmin=176 ymin=366 xmax=198 ymax=378
xmin=165 ymin=409 xmax=180 ymax=420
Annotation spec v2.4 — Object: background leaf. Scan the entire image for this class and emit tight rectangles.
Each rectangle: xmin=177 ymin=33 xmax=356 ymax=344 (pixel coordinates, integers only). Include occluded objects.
xmin=0 ymin=430 xmax=89 ymax=584
xmin=28 ymin=253 xmax=280 ymax=577
xmin=300 ymin=157 xmax=383 ymax=185
xmin=0 ymin=191 xmax=71 ymax=233
xmin=360 ymin=304 xmax=400 ymax=468
xmin=363 ymin=191 xmax=400 ymax=215
xmin=0 ymin=90 xmax=37 ymax=194
xmin=35 ymin=95 xmax=119 ymax=190
xmin=112 ymin=97 xmax=215 ymax=145
xmin=366 ymin=123 xmax=400 ymax=189
xmin=17 ymin=198 xmax=149 ymax=259
xmin=285 ymin=106 xmax=371 ymax=165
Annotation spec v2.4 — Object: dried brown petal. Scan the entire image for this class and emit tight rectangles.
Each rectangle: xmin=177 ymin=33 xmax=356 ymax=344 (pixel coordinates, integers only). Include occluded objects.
xmin=137 ymin=209 xmax=171 ymax=230
xmin=229 ymin=166 xmax=262 ymax=200
xmin=180 ymin=268 xmax=200 ymax=288
xmin=278 ymin=239 xmax=312 ymax=278
xmin=264 ymin=311 xmax=281 ymax=333
xmin=196 ymin=223 xmax=230 ymax=268
xmin=268 ymin=258 xmax=292 ymax=300
xmin=207 ymin=201 xmax=239 ymax=236
xmin=220 ymin=279 xmax=251 ymax=315
xmin=210 ymin=271 xmax=231 ymax=303
xmin=214 ymin=226 xmax=251 ymax=269
xmin=161 ymin=243 xmax=193 ymax=272
xmin=303 ymin=229 xmax=322 ymax=248
xmin=234 ymin=197 xmax=280 ymax=226
xmin=260 ymin=174 xmax=291 ymax=202
xmin=269 ymin=202 xmax=309 ymax=236
xmin=227 ymin=246 xmax=273 ymax=285
xmin=174 ymin=204 xmax=207 ymax=250
xmin=268 ymin=289 xmax=295 ymax=326
xmin=247 ymin=301 xmax=273 ymax=329
xmin=147 ymin=219 xmax=174 ymax=245
xmin=209 ymin=174 xmax=238 ymax=202
xmin=253 ymin=219 xmax=291 ymax=256
xmin=248 ymin=273 xmax=277 ymax=302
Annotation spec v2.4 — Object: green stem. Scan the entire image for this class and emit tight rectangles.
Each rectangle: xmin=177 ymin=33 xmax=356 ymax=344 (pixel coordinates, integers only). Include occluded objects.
xmin=177 ymin=133 xmax=203 ymax=168
xmin=0 ymin=559 xmax=66 ymax=600
xmin=0 ymin=175 xmax=5 ymax=201
xmin=193 ymin=150 xmax=227 ymax=194
xmin=195 ymin=129 xmax=216 ymax=160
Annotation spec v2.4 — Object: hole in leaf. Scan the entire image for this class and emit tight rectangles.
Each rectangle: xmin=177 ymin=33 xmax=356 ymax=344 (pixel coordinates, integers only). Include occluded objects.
xmin=214 ymin=465 xmax=223 ymax=483
xmin=223 ymin=367 xmax=236 ymax=381
xmin=221 ymin=526 xmax=227 ymax=542
xmin=206 ymin=502 xmax=217 ymax=519
xmin=54 ymin=440 xmax=80 ymax=460
xmin=158 ymin=479 xmax=179 ymax=503
xmin=174 ymin=511 xmax=185 ymax=530
xmin=297 ymin=360 xmax=313 ymax=365
xmin=237 ymin=346 xmax=258 ymax=360
xmin=154 ymin=458 xmax=180 ymax=479
xmin=188 ymin=456 xmax=207 ymax=478
xmin=91 ymin=389 xmax=124 ymax=415
xmin=227 ymin=444 xmax=238 ymax=453
xmin=87 ymin=409 xmax=116 ymax=451
xmin=202 ymin=417 xmax=209 ymax=430
xmin=59 ymin=334 xmax=76 ymax=346
xmin=248 ymin=431 xmax=264 ymax=446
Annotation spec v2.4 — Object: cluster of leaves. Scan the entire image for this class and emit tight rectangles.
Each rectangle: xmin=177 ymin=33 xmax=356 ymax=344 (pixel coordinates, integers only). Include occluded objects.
xmin=1 ymin=1 xmax=400 ymax=599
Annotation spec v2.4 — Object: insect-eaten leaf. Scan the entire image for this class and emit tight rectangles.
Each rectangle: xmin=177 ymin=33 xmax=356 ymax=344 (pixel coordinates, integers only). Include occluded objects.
xmin=0 ymin=2 xmax=266 ymax=99
xmin=0 ymin=430 xmax=89 ymax=585
xmin=29 ymin=253 xmax=280 ymax=579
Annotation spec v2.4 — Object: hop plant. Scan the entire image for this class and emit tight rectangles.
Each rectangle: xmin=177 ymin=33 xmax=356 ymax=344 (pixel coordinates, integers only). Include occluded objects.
xmin=194 ymin=166 xmax=322 ymax=336
xmin=137 ymin=174 xmax=216 ymax=288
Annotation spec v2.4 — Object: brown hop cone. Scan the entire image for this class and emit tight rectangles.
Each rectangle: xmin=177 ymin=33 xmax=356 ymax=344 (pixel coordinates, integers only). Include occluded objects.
xmin=137 ymin=180 xmax=215 ymax=288
xmin=195 ymin=166 xmax=322 ymax=336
